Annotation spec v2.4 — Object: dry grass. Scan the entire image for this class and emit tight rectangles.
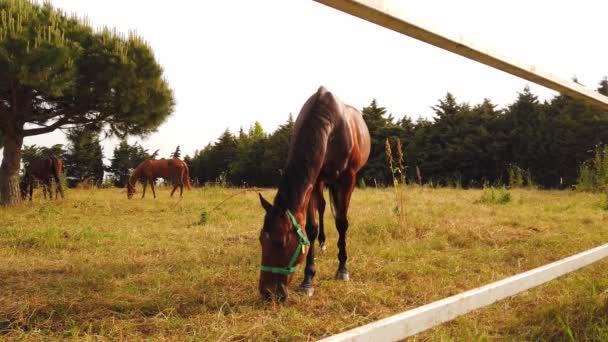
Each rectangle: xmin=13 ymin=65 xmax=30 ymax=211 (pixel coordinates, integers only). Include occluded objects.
xmin=1 ymin=186 xmax=608 ymax=341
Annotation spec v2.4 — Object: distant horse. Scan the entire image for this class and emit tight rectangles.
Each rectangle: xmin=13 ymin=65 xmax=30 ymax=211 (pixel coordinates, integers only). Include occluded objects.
xmin=258 ymin=86 xmax=370 ymax=301
xmin=20 ymin=157 xmax=64 ymax=201
xmin=127 ymin=158 xmax=191 ymax=199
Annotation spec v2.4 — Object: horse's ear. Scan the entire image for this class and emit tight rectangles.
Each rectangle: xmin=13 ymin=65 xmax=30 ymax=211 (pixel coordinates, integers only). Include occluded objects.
xmin=259 ymin=193 xmax=272 ymax=212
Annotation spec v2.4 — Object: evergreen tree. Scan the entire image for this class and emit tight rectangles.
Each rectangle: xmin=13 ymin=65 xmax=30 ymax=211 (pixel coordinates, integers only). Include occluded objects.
xmin=230 ymin=122 xmax=266 ymax=186
xmin=150 ymin=149 xmax=160 ymax=159
xmin=194 ymin=129 xmax=238 ymax=184
xmin=106 ymin=141 xmax=150 ymax=187
xmin=63 ymin=127 xmax=105 ymax=186
xmin=260 ymin=114 xmax=294 ymax=186
xmin=359 ymin=99 xmax=403 ymax=185
xmin=21 ymin=144 xmax=65 ymax=166
xmin=598 ymin=77 xmax=608 ymax=96
xmin=171 ymin=145 xmax=181 ymax=159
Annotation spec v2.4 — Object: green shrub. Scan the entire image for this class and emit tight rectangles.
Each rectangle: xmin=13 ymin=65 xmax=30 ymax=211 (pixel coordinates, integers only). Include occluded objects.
xmin=198 ymin=210 xmax=209 ymax=225
xmin=478 ymin=186 xmax=511 ymax=205
xmin=508 ymin=164 xmax=535 ymax=189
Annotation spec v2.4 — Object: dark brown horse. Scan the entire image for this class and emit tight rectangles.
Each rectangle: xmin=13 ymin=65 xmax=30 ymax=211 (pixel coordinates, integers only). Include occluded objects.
xmin=20 ymin=157 xmax=64 ymax=201
xmin=258 ymin=86 xmax=370 ymax=301
xmin=127 ymin=158 xmax=191 ymax=199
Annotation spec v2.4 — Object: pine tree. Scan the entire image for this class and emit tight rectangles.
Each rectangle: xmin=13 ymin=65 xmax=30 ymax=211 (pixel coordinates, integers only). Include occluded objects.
xmin=106 ymin=141 xmax=150 ymax=187
xmin=598 ymin=77 xmax=608 ymax=96
xmin=171 ymin=145 xmax=181 ymax=159
xmin=63 ymin=127 xmax=105 ymax=186
xmin=150 ymin=149 xmax=160 ymax=159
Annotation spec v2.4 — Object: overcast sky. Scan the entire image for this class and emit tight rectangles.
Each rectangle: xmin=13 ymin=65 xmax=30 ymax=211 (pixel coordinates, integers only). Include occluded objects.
xmin=17 ymin=0 xmax=608 ymax=161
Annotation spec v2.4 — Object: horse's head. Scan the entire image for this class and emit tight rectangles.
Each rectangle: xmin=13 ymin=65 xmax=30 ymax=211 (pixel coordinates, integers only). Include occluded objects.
xmin=127 ymin=183 xmax=136 ymax=199
xmin=258 ymin=193 xmax=309 ymax=303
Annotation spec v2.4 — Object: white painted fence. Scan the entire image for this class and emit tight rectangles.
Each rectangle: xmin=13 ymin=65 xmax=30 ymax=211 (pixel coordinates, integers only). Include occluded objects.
xmin=319 ymin=243 xmax=608 ymax=341
xmin=311 ymin=0 xmax=608 ymax=340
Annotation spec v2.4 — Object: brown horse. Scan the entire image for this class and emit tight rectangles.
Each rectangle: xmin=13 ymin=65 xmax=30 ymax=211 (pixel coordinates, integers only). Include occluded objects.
xmin=20 ymin=157 xmax=64 ymax=201
xmin=258 ymin=86 xmax=370 ymax=301
xmin=127 ymin=158 xmax=191 ymax=199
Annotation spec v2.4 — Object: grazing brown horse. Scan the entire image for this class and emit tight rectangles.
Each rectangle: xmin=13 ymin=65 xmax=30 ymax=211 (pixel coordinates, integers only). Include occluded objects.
xmin=258 ymin=86 xmax=370 ymax=302
xmin=127 ymin=158 xmax=191 ymax=199
xmin=20 ymin=157 xmax=64 ymax=201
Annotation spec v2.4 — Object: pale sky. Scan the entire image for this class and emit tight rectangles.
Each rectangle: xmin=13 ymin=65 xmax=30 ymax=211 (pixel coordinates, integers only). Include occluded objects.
xmin=14 ymin=0 xmax=608 ymax=161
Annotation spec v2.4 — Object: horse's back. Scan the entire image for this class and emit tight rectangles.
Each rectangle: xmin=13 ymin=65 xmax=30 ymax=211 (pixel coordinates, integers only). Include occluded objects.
xmin=26 ymin=158 xmax=57 ymax=178
xmin=293 ymin=86 xmax=370 ymax=179
xmin=143 ymin=158 xmax=186 ymax=178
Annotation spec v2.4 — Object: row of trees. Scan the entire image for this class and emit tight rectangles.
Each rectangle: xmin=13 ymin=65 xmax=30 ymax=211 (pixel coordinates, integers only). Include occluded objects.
xmin=186 ymin=118 xmax=293 ymax=187
xmin=17 ymin=79 xmax=608 ymax=191
xmin=187 ymin=79 xmax=608 ymax=189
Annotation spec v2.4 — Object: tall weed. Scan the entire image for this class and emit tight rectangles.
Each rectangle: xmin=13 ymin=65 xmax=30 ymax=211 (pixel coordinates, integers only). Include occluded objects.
xmin=576 ymin=145 xmax=608 ymax=192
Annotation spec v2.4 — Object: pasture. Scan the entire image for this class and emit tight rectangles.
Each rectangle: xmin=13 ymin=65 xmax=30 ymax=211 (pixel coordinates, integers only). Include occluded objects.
xmin=1 ymin=186 xmax=608 ymax=340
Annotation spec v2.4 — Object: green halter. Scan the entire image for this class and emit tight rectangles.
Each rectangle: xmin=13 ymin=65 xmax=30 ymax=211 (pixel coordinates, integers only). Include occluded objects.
xmin=260 ymin=209 xmax=310 ymax=275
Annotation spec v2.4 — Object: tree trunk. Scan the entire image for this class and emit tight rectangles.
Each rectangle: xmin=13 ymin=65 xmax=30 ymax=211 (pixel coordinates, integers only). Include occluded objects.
xmin=0 ymin=134 xmax=23 ymax=205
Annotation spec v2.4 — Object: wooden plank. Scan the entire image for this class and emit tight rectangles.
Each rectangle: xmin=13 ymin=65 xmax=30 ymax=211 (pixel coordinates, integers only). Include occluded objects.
xmin=313 ymin=0 xmax=608 ymax=111
xmin=319 ymin=243 xmax=608 ymax=341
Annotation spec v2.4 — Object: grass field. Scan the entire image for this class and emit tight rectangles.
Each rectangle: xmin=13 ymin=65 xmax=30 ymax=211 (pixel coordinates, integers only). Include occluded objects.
xmin=1 ymin=186 xmax=608 ymax=341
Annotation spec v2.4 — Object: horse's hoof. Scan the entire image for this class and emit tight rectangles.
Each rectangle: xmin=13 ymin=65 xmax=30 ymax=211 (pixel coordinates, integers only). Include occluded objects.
xmin=335 ymin=270 xmax=350 ymax=281
xmin=297 ymin=284 xmax=314 ymax=297
xmin=319 ymin=242 xmax=326 ymax=253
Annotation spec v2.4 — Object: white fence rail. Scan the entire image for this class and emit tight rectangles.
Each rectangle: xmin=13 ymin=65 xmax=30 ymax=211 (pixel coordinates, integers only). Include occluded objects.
xmin=313 ymin=0 xmax=608 ymax=111
xmin=319 ymin=243 xmax=608 ymax=341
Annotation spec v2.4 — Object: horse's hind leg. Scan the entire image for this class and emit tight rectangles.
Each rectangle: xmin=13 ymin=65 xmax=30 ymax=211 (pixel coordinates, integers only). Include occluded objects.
xmin=55 ymin=179 xmax=64 ymax=199
xmin=44 ymin=180 xmax=52 ymax=200
xmin=149 ymin=179 xmax=157 ymax=199
xmin=179 ymin=171 xmax=184 ymax=197
xmin=317 ymin=181 xmax=327 ymax=252
xmin=332 ymin=171 xmax=356 ymax=281
xmin=298 ymin=191 xmax=320 ymax=297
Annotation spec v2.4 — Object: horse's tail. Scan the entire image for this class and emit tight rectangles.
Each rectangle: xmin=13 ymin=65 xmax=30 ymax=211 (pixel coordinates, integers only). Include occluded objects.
xmin=50 ymin=158 xmax=62 ymax=181
xmin=51 ymin=157 xmax=64 ymax=197
xmin=183 ymin=162 xmax=192 ymax=190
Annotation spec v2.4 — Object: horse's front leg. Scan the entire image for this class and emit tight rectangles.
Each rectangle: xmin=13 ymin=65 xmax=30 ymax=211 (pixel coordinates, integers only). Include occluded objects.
xmin=333 ymin=171 xmax=356 ymax=281
xmin=317 ymin=181 xmax=327 ymax=252
xmin=141 ymin=180 xmax=148 ymax=199
xmin=298 ymin=201 xmax=319 ymax=297
xmin=44 ymin=181 xmax=52 ymax=200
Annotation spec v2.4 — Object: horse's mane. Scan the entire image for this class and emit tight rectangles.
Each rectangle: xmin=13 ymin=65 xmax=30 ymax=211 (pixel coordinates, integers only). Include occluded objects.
xmin=275 ymin=87 xmax=336 ymax=211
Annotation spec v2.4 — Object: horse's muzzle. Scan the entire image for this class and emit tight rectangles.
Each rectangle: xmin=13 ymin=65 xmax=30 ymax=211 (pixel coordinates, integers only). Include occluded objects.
xmin=260 ymin=274 xmax=289 ymax=303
